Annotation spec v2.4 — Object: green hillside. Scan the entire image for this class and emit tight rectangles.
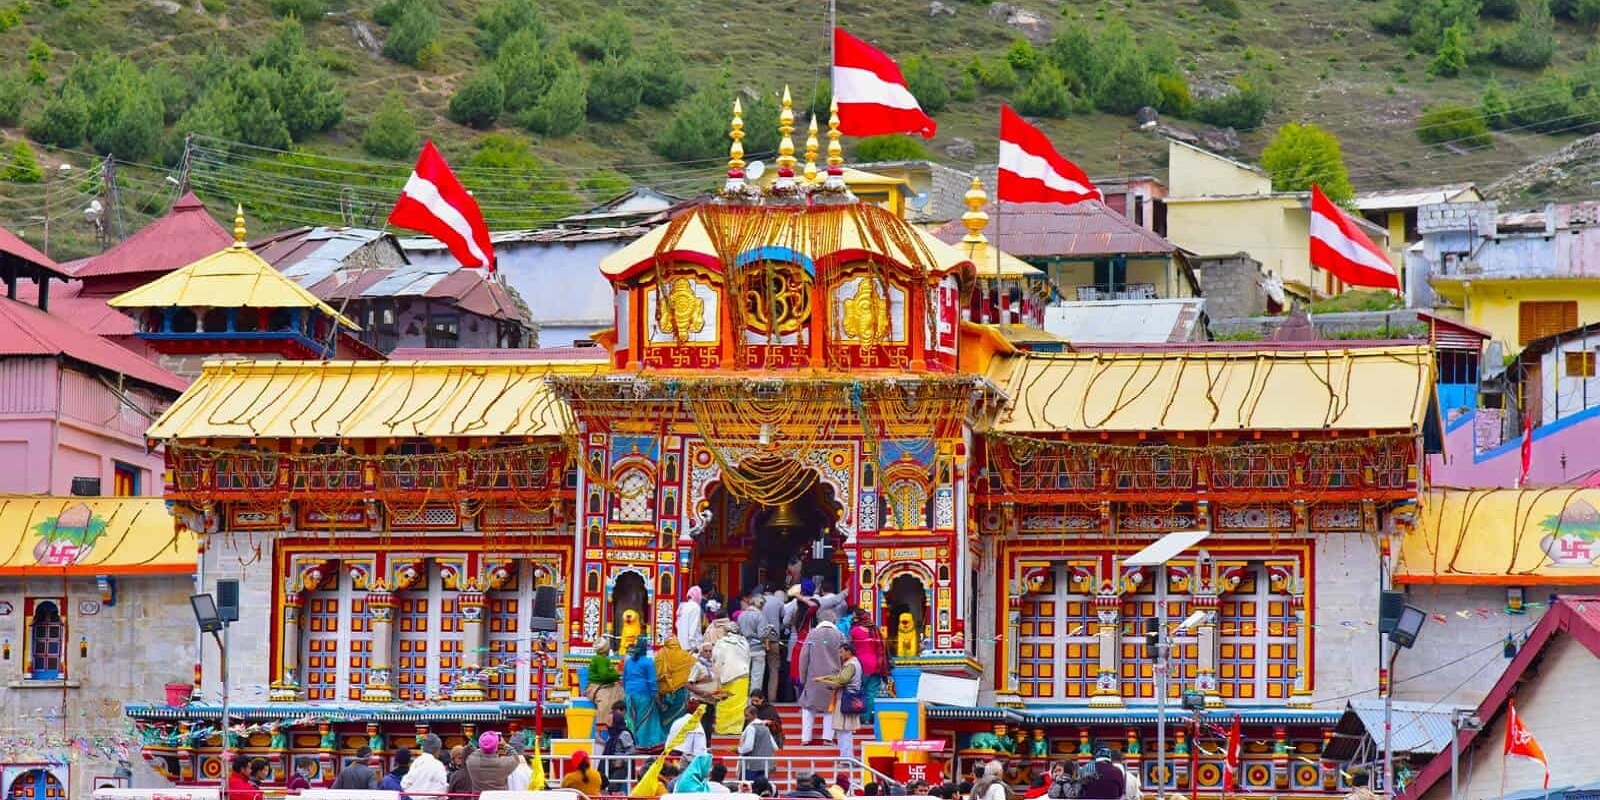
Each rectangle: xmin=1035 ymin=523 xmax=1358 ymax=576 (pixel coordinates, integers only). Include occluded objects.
xmin=2 ymin=0 xmax=1600 ymax=258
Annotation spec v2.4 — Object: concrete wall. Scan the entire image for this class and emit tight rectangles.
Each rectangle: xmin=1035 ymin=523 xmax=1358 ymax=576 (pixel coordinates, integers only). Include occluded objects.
xmin=1431 ymin=404 xmax=1600 ymax=487
xmin=0 ymin=359 xmax=169 ymax=496
xmin=197 ymin=534 xmax=274 ymax=708
xmin=1167 ymin=142 xmax=1271 ymax=198
xmin=1192 ymin=253 xmax=1266 ymax=320
xmin=1426 ymin=633 xmax=1600 ymax=800
xmin=1166 ymin=198 xmax=1322 ymax=293
xmin=1046 ymin=257 xmax=1188 ymax=300
xmin=0 ymin=575 xmax=197 ymax=793
xmin=1447 ymin=280 xmax=1600 ymax=357
xmin=1311 ymin=533 xmax=1382 ymax=704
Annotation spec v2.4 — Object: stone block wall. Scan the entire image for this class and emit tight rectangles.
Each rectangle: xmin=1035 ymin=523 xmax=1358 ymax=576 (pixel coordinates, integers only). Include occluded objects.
xmin=1190 ymin=253 xmax=1265 ymax=321
xmin=198 ymin=534 xmax=276 ymax=707
xmin=1311 ymin=533 xmax=1382 ymax=703
xmin=1418 ymin=202 xmax=1498 ymax=236
xmin=0 ymin=575 xmax=197 ymax=792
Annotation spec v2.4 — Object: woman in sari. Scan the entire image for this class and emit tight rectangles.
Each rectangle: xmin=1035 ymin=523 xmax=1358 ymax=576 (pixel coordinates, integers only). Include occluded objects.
xmin=673 ymin=753 xmax=715 ymax=794
xmin=710 ymin=618 xmax=751 ymax=735
xmin=622 ymin=640 xmax=666 ymax=751
xmin=654 ymin=638 xmax=697 ymax=734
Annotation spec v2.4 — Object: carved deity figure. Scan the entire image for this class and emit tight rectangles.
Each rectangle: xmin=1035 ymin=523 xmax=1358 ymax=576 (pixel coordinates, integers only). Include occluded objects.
xmin=619 ymin=609 xmax=644 ymax=653
xmin=895 ymin=612 xmax=920 ymax=658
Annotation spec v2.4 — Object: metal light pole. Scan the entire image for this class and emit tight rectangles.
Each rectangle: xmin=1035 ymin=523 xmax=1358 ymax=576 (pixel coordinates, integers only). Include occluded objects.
xmin=191 ymin=592 xmax=230 ymax=800
xmin=1383 ymin=604 xmax=1428 ymax=800
xmin=1450 ymin=709 xmax=1480 ymax=800
xmin=1125 ymin=529 xmax=1211 ymax=800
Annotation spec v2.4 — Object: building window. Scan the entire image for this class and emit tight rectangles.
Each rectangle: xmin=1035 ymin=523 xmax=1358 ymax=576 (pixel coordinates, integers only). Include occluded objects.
xmin=427 ymin=316 xmax=460 ymax=348
xmin=112 ymin=462 xmax=141 ymax=496
xmin=1564 ymin=350 xmax=1596 ymax=378
xmin=1093 ymin=257 xmax=1128 ymax=292
xmin=25 ymin=599 xmax=65 ymax=680
xmin=1519 ymin=301 xmax=1577 ymax=345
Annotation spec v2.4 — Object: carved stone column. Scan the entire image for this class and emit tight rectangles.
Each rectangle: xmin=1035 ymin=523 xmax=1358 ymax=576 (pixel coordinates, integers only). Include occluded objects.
xmin=362 ymin=592 xmax=395 ymax=702
xmin=1088 ymin=594 xmax=1122 ymax=708
xmin=1192 ymin=594 xmax=1222 ymax=708
xmin=271 ymin=592 xmax=303 ymax=702
xmin=1288 ymin=575 xmax=1313 ymax=708
xmin=453 ymin=591 xmax=487 ymax=701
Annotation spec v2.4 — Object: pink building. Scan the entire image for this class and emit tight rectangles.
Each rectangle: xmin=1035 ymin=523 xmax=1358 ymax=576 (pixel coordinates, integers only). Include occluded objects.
xmin=0 ymin=228 xmax=187 ymax=496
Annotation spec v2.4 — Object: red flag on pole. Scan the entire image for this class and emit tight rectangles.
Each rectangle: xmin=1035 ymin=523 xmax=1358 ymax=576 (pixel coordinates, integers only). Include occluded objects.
xmin=1519 ymin=409 xmax=1534 ymax=487
xmin=1504 ymin=701 xmax=1550 ymax=789
xmin=832 ymin=28 xmax=938 ymax=139
xmin=997 ymin=105 xmax=1101 ymax=206
xmin=1309 ymin=185 xmax=1398 ymax=290
xmin=1223 ymin=715 xmax=1242 ymax=794
xmin=388 ymin=141 xmax=496 ymax=272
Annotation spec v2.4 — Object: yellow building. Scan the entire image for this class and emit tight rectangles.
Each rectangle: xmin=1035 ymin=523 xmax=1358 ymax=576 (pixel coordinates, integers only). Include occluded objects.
xmin=1163 ymin=139 xmax=1390 ymax=300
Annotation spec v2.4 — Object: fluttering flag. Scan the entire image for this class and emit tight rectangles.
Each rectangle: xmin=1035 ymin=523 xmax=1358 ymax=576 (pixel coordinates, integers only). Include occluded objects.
xmin=1519 ymin=409 xmax=1533 ymax=487
xmin=832 ymin=27 xmax=938 ymax=139
xmin=1223 ymin=715 xmax=1243 ymax=794
xmin=997 ymin=105 xmax=1102 ymax=206
xmin=388 ymin=141 xmax=496 ymax=272
xmin=1504 ymin=701 xmax=1550 ymax=789
xmin=630 ymin=705 xmax=706 ymax=797
xmin=1309 ymin=184 xmax=1399 ymax=290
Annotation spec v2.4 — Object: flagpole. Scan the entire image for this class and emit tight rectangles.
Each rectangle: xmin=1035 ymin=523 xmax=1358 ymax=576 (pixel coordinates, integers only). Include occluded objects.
xmin=828 ymin=0 xmax=836 ymax=67
xmin=995 ymin=116 xmax=1003 ymax=325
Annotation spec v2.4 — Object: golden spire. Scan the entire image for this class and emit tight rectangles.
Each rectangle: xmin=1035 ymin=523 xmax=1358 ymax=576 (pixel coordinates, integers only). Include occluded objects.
xmin=728 ymin=98 xmax=746 ymax=178
xmin=826 ymin=99 xmax=844 ymax=175
xmin=232 ymin=204 xmax=247 ymax=247
xmin=776 ymin=86 xmax=797 ymax=178
xmin=961 ymin=177 xmax=990 ymax=245
xmin=803 ymin=115 xmax=820 ymax=184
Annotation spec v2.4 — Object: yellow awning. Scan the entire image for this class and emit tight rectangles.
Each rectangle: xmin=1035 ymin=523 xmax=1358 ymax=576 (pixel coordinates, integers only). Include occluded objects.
xmin=147 ymin=359 xmax=608 ymax=441
xmin=108 ymin=244 xmax=359 ymax=330
xmin=0 ymin=496 xmax=193 ymax=576
xmin=1398 ymin=488 xmax=1600 ymax=585
xmin=985 ymin=344 xmax=1433 ymax=432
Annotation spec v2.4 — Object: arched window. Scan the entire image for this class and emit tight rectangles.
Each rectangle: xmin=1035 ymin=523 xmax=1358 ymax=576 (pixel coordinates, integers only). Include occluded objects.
xmin=26 ymin=600 xmax=64 ymax=680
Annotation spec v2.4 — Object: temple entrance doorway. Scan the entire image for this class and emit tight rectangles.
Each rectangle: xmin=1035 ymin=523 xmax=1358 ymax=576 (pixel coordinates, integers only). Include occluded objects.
xmin=695 ymin=467 xmax=843 ymax=608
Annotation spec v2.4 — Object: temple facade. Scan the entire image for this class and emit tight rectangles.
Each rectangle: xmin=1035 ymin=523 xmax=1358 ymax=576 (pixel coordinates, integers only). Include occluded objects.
xmin=125 ymin=96 xmax=1436 ymax=799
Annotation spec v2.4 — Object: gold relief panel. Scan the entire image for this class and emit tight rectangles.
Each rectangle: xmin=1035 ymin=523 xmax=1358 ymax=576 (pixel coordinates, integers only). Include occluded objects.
xmin=646 ymin=274 xmax=719 ymax=345
xmin=738 ymin=260 xmax=812 ymax=340
xmin=832 ymin=275 xmax=906 ymax=344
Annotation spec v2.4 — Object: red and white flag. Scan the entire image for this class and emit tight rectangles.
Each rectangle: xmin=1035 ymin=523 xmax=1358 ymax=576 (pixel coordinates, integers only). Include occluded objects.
xmin=1223 ymin=715 xmax=1242 ymax=794
xmin=1309 ymin=185 xmax=1397 ymax=290
xmin=832 ymin=27 xmax=937 ymax=139
xmin=1519 ymin=410 xmax=1534 ymax=487
xmin=998 ymin=105 xmax=1101 ymax=206
xmin=388 ymin=141 xmax=496 ymax=272
xmin=1504 ymin=701 xmax=1550 ymax=789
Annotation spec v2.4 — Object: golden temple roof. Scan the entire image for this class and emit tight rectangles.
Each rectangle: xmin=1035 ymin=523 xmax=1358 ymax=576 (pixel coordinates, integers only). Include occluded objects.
xmin=0 ymin=496 xmax=194 ymax=576
xmin=1397 ymin=488 xmax=1600 ymax=585
xmin=147 ymin=359 xmax=605 ymax=441
xmin=985 ymin=344 xmax=1434 ymax=433
xmin=108 ymin=207 xmax=359 ymax=329
xmin=957 ymin=176 xmax=1043 ymax=280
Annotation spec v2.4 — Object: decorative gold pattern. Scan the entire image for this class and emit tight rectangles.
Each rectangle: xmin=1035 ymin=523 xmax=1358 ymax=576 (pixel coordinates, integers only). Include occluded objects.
xmin=804 ymin=116 xmax=820 ymax=184
xmin=655 ymin=277 xmax=708 ymax=336
xmin=841 ymin=278 xmax=891 ymax=343
xmin=740 ymin=261 xmax=812 ymax=337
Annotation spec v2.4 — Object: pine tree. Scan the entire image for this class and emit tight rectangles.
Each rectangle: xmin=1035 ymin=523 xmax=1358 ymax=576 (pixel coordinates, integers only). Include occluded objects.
xmin=638 ymin=40 xmax=688 ymax=108
xmin=363 ymin=92 xmax=419 ymax=159
xmin=1 ymin=141 xmax=43 ymax=184
xmin=1430 ymin=23 xmax=1469 ymax=76
xmin=26 ymin=85 xmax=89 ymax=148
xmin=902 ymin=54 xmax=949 ymax=113
xmin=449 ymin=69 xmax=506 ymax=129
xmin=521 ymin=65 xmax=586 ymax=136
xmin=1015 ymin=62 xmax=1075 ymax=118
xmin=586 ymin=56 xmax=643 ymax=122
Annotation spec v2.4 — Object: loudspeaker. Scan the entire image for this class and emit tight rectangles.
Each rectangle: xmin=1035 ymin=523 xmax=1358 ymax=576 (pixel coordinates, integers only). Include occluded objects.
xmin=217 ymin=578 xmax=240 ymax=623
xmin=530 ymin=585 xmax=560 ymax=632
xmin=1379 ymin=589 xmax=1404 ymax=634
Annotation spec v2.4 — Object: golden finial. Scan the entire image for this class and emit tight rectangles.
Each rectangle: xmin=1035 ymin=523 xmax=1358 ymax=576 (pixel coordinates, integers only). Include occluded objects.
xmin=728 ymin=98 xmax=746 ymax=178
xmin=804 ymin=116 xmax=820 ymax=184
xmin=961 ymin=176 xmax=990 ymax=245
xmin=777 ymin=87 xmax=797 ymax=177
xmin=826 ymin=99 xmax=844 ymax=174
xmin=232 ymin=204 xmax=247 ymax=247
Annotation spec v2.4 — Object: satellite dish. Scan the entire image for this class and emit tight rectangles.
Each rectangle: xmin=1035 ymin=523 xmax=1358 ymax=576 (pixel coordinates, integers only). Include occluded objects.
xmin=746 ymin=160 xmax=766 ymax=181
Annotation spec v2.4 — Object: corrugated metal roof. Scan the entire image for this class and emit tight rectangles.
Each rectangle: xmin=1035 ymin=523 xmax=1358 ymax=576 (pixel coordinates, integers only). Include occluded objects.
xmin=0 ymin=296 xmax=187 ymax=392
xmin=73 ymin=193 xmax=233 ymax=280
xmin=1353 ymin=183 xmax=1478 ymax=211
xmin=1348 ymin=700 xmax=1464 ymax=755
xmin=931 ymin=200 xmax=1178 ymax=258
xmin=1043 ymin=298 xmax=1205 ymax=343
xmin=399 ymin=225 xmax=654 ymax=250
xmin=0 ymin=225 xmax=68 ymax=278
xmin=261 ymin=227 xmax=389 ymax=287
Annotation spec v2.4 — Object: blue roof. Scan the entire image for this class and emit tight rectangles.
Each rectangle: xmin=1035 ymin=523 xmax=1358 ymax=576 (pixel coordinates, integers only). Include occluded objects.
xmin=125 ymin=701 xmax=565 ymax=723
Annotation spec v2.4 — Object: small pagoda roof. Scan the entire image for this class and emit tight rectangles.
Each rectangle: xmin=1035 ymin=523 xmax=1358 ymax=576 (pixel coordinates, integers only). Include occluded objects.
xmin=107 ymin=209 xmax=359 ymax=330
xmin=73 ymin=192 xmax=234 ymax=281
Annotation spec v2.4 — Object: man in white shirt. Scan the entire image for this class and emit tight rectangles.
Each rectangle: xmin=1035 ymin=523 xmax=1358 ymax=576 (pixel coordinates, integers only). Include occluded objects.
xmin=1112 ymin=752 xmax=1141 ymax=800
xmin=402 ymin=734 xmax=449 ymax=797
xmin=667 ymin=709 xmax=709 ymax=757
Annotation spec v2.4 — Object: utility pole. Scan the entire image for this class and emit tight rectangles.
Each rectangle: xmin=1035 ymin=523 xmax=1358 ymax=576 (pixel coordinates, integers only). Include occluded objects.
xmin=102 ymin=154 xmax=126 ymax=241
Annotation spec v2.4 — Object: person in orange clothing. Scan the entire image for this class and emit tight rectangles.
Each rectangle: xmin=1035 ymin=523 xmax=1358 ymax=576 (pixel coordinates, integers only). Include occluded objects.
xmin=561 ymin=751 xmax=605 ymax=796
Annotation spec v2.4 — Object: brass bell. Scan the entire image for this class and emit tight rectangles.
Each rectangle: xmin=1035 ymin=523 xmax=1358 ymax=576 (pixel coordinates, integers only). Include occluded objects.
xmin=763 ymin=500 xmax=806 ymax=533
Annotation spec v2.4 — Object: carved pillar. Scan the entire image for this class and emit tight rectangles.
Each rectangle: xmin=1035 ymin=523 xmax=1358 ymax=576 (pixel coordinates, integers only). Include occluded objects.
xmin=316 ymin=722 xmax=335 ymax=787
xmin=362 ymin=592 xmax=396 ymax=702
xmin=1288 ymin=573 xmax=1313 ymax=708
xmin=271 ymin=593 xmax=303 ymax=702
xmin=1192 ymin=593 xmax=1222 ymax=708
xmin=1273 ymin=725 xmax=1290 ymax=790
xmin=1089 ymin=593 xmax=1122 ymax=708
xmin=454 ymin=591 xmax=487 ymax=701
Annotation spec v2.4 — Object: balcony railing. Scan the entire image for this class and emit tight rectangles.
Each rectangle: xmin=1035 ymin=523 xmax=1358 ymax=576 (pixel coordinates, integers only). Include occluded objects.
xmin=1075 ymin=283 xmax=1158 ymax=301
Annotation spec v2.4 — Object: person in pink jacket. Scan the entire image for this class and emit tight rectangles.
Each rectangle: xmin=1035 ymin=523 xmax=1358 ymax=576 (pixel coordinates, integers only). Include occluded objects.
xmin=848 ymin=611 xmax=886 ymax=722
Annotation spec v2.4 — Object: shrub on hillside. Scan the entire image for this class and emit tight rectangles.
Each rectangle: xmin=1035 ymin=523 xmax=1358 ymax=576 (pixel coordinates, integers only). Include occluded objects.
xmin=449 ymin=69 xmax=505 ymax=129
xmin=1092 ymin=46 xmax=1159 ymax=114
xmin=639 ymin=40 xmax=688 ymax=108
xmin=1576 ymin=0 xmax=1600 ymax=25
xmin=1047 ymin=22 xmax=1096 ymax=95
xmin=0 ymin=72 xmax=29 ymax=126
xmin=902 ymin=54 xmax=949 ymax=113
xmin=1480 ymin=78 xmax=1511 ymax=128
xmin=586 ymin=56 xmax=643 ymax=122
xmin=1503 ymin=76 xmax=1575 ymax=132
xmin=520 ymin=65 xmax=585 ymax=136
xmin=382 ymin=0 xmax=439 ymax=68
xmin=1481 ymin=0 xmax=1520 ymax=17
xmin=496 ymin=30 xmax=569 ymax=112
xmin=1006 ymin=38 xmax=1039 ymax=73
xmin=966 ymin=55 xmax=1018 ymax=92
xmin=1193 ymin=75 xmax=1273 ymax=129
xmin=1260 ymin=122 xmax=1353 ymax=202
xmin=1200 ymin=0 xmax=1242 ymax=18
xmin=1155 ymin=72 xmax=1191 ymax=115
xmin=1015 ymin=62 xmax=1075 ymax=118
xmin=1429 ymin=23 xmax=1469 ymax=76
xmin=569 ymin=10 xmax=631 ymax=60
xmin=363 ymin=92 xmax=419 ymax=159
xmin=1373 ymin=0 xmax=1480 ymax=52
xmin=1 ymin=141 xmax=43 ymax=183
xmin=653 ymin=81 xmax=734 ymax=162
xmin=473 ymin=0 xmax=546 ymax=56
xmin=1417 ymin=103 xmax=1492 ymax=147
xmin=26 ymin=85 xmax=88 ymax=148
xmin=1491 ymin=0 xmax=1555 ymax=67
xmin=853 ymin=134 xmax=930 ymax=162
xmin=268 ymin=0 xmax=325 ymax=19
